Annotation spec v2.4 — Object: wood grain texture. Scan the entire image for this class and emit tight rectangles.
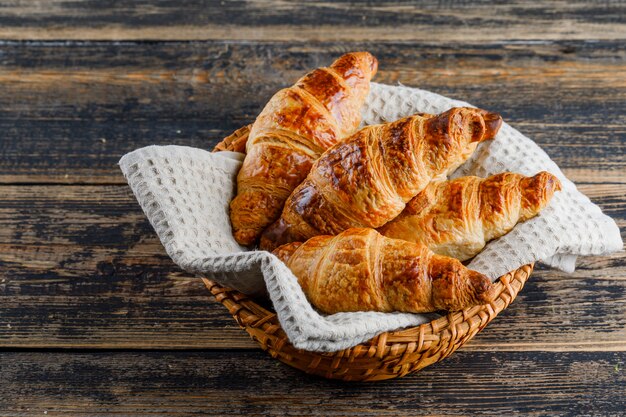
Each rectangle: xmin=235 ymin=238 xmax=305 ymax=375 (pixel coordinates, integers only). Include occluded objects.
xmin=0 ymin=41 xmax=624 ymax=183
xmin=0 ymin=185 xmax=624 ymax=350
xmin=0 ymin=185 xmax=256 ymax=349
xmin=0 ymin=1 xmax=624 ymax=41
xmin=1 ymin=351 xmax=624 ymax=415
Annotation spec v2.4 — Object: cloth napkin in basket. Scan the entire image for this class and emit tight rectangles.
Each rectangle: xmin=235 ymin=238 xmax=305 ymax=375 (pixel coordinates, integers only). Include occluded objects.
xmin=119 ymin=83 xmax=623 ymax=352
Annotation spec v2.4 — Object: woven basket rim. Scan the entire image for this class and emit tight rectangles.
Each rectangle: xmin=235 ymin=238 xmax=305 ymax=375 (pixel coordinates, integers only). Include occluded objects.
xmin=204 ymin=263 xmax=531 ymax=349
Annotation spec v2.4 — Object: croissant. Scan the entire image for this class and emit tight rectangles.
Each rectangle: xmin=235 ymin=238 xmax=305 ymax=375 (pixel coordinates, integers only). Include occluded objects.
xmin=260 ymin=107 xmax=502 ymax=251
xmin=229 ymin=52 xmax=378 ymax=245
xmin=378 ymin=171 xmax=562 ymax=261
xmin=273 ymin=228 xmax=496 ymax=314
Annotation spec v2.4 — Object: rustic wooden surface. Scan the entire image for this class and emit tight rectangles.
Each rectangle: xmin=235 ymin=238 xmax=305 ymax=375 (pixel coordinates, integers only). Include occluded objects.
xmin=0 ymin=1 xmax=625 ymax=415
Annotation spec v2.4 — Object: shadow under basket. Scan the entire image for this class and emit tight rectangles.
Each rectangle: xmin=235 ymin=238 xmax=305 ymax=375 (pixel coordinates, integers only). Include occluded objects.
xmin=205 ymin=126 xmax=534 ymax=382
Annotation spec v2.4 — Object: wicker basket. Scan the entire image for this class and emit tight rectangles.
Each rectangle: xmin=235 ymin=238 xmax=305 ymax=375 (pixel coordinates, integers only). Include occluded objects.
xmin=205 ymin=126 xmax=533 ymax=382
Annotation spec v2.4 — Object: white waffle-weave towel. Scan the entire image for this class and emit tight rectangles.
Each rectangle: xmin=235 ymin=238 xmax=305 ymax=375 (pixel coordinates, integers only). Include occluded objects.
xmin=119 ymin=83 xmax=623 ymax=352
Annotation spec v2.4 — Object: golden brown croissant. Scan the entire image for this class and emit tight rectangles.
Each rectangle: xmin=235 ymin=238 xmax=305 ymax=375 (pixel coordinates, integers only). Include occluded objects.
xmin=229 ymin=52 xmax=378 ymax=245
xmin=378 ymin=171 xmax=562 ymax=261
xmin=260 ymin=107 xmax=502 ymax=251
xmin=273 ymin=228 xmax=496 ymax=314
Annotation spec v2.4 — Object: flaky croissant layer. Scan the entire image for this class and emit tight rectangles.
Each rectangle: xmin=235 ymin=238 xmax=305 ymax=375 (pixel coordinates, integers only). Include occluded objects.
xmin=230 ymin=52 xmax=378 ymax=246
xmin=378 ymin=171 xmax=562 ymax=260
xmin=260 ymin=107 xmax=502 ymax=251
xmin=273 ymin=228 xmax=496 ymax=314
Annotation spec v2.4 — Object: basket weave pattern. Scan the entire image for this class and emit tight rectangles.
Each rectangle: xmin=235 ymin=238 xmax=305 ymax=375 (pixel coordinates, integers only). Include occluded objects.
xmin=205 ymin=126 xmax=533 ymax=382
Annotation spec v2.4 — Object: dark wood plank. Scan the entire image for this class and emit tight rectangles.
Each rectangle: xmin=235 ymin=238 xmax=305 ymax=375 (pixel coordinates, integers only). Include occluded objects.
xmin=1 ymin=350 xmax=624 ymax=415
xmin=0 ymin=184 xmax=255 ymax=349
xmin=0 ymin=1 xmax=624 ymax=41
xmin=0 ymin=41 xmax=624 ymax=184
xmin=0 ymin=184 xmax=624 ymax=350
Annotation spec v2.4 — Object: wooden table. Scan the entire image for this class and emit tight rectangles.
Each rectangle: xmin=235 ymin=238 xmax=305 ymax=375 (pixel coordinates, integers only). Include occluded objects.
xmin=1 ymin=2 xmax=624 ymax=415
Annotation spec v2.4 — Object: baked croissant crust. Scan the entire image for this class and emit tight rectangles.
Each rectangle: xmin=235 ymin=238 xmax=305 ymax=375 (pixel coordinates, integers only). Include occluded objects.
xmin=229 ymin=52 xmax=378 ymax=245
xmin=273 ymin=228 xmax=496 ymax=314
xmin=260 ymin=107 xmax=502 ymax=251
xmin=378 ymin=171 xmax=562 ymax=260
